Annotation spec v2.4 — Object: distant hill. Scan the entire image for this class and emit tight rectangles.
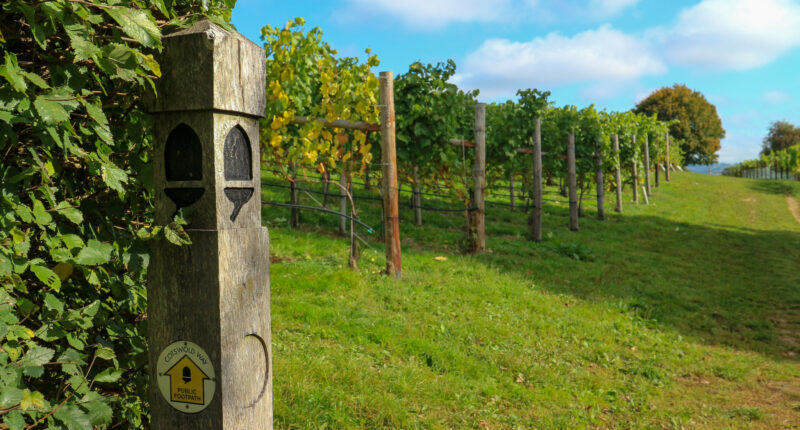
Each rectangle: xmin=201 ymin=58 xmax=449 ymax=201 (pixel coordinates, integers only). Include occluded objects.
xmin=685 ymin=163 xmax=733 ymax=175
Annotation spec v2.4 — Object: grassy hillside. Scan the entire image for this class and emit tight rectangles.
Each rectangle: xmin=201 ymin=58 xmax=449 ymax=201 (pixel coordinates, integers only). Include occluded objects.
xmin=261 ymin=172 xmax=800 ymax=429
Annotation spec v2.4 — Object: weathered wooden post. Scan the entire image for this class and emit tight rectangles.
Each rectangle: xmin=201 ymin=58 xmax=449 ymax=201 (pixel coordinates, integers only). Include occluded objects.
xmin=655 ymin=162 xmax=660 ymax=187
xmin=632 ymin=135 xmax=639 ymax=204
xmin=595 ymin=143 xmax=605 ymax=220
xmin=614 ymin=134 xmax=622 ymax=213
xmin=530 ymin=118 xmax=543 ymax=241
xmin=473 ymin=103 xmax=487 ymax=251
xmin=289 ymin=164 xmax=299 ymax=228
xmin=147 ymin=20 xmax=272 ymax=429
xmin=380 ymin=71 xmax=402 ymax=278
xmin=339 ymin=167 xmax=347 ymax=235
xmin=413 ymin=166 xmax=422 ymax=226
xmin=568 ymin=132 xmax=578 ymax=231
xmin=665 ymin=131 xmax=671 ymax=182
xmin=509 ymin=176 xmax=516 ymax=210
xmin=644 ymin=134 xmax=652 ymax=197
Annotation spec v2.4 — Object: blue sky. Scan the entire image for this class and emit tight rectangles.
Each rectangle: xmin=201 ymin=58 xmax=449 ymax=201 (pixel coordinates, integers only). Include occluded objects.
xmin=231 ymin=0 xmax=800 ymax=163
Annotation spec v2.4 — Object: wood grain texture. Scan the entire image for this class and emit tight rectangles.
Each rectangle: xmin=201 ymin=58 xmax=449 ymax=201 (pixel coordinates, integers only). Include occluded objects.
xmin=473 ymin=103 xmax=486 ymax=251
xmin=595 ymin=145 xmax=605 ymax=221
xmin=644 ymin=134 xmax=651 ymax=197
xmin=665 ymin=132 xmax=671 ymax=182
xmin=530 ymin=118 xmax=543 ymax=242
xmin=148 ymin=19 xmax=272 ymax=429
xmin=380 ymin=72 xmax=402 ymax=278
xmin=614 ymin=134 xmax=623 ymax=213
xmin=413 ymin=166 xmax=422 ymax=226
xmin=146 ymin=20 xmax=265 ymax=118
xmin=632 ymin=135 xmax=639 ymax=204
xmin=567 ymin=133 xmax=578 ymax=231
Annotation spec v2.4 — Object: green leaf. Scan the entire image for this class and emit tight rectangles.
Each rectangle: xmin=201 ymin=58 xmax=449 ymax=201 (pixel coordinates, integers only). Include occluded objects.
xmin=61 ymin=234 xmax=84 ymax=251
xmin=93 ymin=368 xmax=123 ymax=383
xmin=58 ymin=349 xmax=86 ymax=376
xmin=23 ymin=72 xmax=49 ymax=89
xmin=64 ymin=24 xmax=100 ymax=63
xmin=21 ymin=346 xmax=55 ymax=367
xmin=54 ymin=404 xmax=91 ymax=430
xmin=101 ymin=163 xmax=128 ymax=193
xmin=30 ymin=265 xmax=61 ymax=291
xmin=80 ymin=99 xmax=108 ymax=128
xmin=3 ymin=410 xmax=26 ymax=430
xmin=95 ymin=346 xmax=115 ymax=361
xmin=81 ymin=392 xmax=113 ymax=426
xmin=56 ymin=202 xmax=84 ymax=225
xmin=164 ymin=224 xmax=191 ymax=246
xmin=43 ymin=293 xmax=64 ymax=315
xmin=33 ymin=96 xmax=70 ymax=124
xmin=106 ymin=8 xmax=161 ymax=48
xmin=36 ymin=324 xmax=66 ymax=342
xmin=0 ymin=386 xmax=24 ymax=409
xmin=0 ymin=53 xmax=27 ymax=93
xmin=75 ymin=240 xmax=112 ymax=266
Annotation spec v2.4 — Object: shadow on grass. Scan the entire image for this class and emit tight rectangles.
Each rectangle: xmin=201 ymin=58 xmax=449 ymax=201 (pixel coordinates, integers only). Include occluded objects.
xmin=474 ymin=209 xmax=800 ymax=361
xmin=747 ymin=180 xmax=800 ymax=196
xmin=263 ymin=177 xmax=800 ymax=361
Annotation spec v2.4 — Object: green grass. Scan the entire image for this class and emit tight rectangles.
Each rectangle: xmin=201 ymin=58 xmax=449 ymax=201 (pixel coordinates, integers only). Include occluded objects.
xmin=262 ymin=172 xmax=800 ymax=429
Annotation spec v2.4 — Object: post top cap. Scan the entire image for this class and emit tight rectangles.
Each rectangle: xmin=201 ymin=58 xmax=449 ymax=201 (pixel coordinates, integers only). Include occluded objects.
xmin=166 ymin=19 xmax=261 ymax=51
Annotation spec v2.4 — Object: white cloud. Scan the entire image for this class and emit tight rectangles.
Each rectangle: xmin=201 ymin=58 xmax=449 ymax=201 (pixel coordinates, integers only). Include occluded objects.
xmin=763 ymin=90 xmax=793 ymax=105
xmin=661 ymin=0 xmax=800 ymax=70
xmin=452 ymin=25 xmax=665 ymax=99
xmin=717 ymin=132 xmax=764 ymax=163
xmin=341 ymin=0 xmax=513 ymax=28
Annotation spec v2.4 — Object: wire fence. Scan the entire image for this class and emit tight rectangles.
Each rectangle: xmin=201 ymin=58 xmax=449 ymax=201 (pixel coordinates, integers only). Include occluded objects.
xmin=262 ymin=175 xmax=592 ymax=219
xmin=725 ymin=167 xmax=798 ymax=181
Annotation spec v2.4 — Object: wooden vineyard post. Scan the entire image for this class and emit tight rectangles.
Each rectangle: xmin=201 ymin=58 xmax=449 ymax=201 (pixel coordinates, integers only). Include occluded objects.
xmin=614 ymin=134 xmax=622 ymax=213
xmin=339 ymin=165 xmax=347 ymax=235
xmin=665 ymin=131 xmax=671 ymax=182
xmin=322 ymin=170 xmax=330 ymax=207
xmin=289 ymin=164 xmax=299 ymax=228
xmin=413 ymin=166 xmax=422 ymax=226
xmin=655 ymin=163 xmax=660 ymax=187
xmin=644 ymin=134 xmax=652 ymax=197
xmin=146 ymin=20 xmax=272 ymax=429
xmin=632 ymin=135 xmax=639 ymax=204
xmin=595 ymin=144 xmax=605 ymax=220
xmin=472 ymin=103 xmax=487 ymax=251
xmin=531 ymin=118 xmax=543 ymax=241
xmin=509 ymin=176 xmax=516 ymax=210
xmin=568 ymin=132 xmax=579 ymax=231
xmin=380 ymin=71 xmax=402 ymax=278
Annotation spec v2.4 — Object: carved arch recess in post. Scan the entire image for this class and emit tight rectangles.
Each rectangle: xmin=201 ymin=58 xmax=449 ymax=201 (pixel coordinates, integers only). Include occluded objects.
xmin=164 ymin=123 xmax=204 ymax=217
xmin=223 ymin=125 xmax=254 ymax=222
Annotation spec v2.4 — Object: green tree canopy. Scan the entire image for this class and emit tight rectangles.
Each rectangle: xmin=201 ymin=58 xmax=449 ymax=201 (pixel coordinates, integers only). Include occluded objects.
xmin=634 ymin=84 xmax=725 ymax=165
xmin=761 ymin=120 xmax=800 ymax=155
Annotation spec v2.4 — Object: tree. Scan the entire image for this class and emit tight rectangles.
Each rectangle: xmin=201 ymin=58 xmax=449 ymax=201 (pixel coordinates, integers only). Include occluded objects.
xmin=761 ymin=120 xmax=800 ymax=155
xmin=635 ymin=84 xmax=725 ymax=165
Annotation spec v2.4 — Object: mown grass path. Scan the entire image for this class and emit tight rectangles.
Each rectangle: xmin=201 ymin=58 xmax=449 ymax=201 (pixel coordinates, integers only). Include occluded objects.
xmin=262 ymin=172 xmax=800 ymax=429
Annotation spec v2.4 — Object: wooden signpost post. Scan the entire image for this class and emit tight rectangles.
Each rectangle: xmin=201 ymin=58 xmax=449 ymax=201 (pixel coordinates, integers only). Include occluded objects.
xmin=147 ymin=20 xmax=272 ymax=429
